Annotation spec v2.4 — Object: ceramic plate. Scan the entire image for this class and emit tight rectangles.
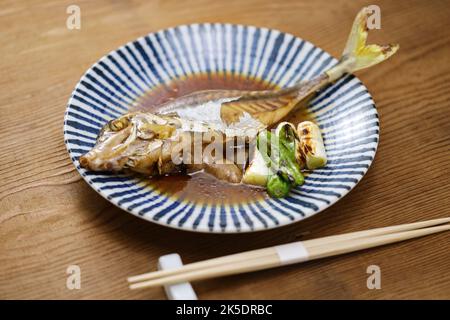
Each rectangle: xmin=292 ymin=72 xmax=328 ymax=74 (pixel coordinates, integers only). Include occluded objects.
xmin=64 ymin=24 xmax=379 ymax=233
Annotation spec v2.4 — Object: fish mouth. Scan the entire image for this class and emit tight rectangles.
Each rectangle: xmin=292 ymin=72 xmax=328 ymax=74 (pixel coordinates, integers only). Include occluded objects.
xmin=78 ymin=153 xmax=91 ymax=169
xmin=79 ymin=151 xmax=125 ymax=171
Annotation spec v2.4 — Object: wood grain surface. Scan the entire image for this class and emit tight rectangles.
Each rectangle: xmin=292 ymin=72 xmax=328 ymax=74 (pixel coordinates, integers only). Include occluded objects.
xmin=1 ymin=0 xmax=449 ymax=299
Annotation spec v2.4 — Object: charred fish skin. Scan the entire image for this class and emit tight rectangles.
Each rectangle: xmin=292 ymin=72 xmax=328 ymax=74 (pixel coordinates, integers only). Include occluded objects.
xmin=79 ymin=6 xmax=398 ymax=185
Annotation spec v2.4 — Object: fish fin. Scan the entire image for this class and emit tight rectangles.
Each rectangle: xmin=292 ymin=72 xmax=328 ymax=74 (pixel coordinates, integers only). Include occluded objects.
xmin=326 ymin=7 xmax=399 ymax=81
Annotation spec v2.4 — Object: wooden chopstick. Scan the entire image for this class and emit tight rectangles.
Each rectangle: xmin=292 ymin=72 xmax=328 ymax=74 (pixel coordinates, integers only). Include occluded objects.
xmin=127 ymin=217 xmax=450 ymax=284
xmin=129 ymin=223 xmax=449 ymax=289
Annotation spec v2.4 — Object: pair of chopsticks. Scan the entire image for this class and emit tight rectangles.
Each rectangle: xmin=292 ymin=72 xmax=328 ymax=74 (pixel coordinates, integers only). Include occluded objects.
xmin=128 ymin=217 xmax=450 ymax=290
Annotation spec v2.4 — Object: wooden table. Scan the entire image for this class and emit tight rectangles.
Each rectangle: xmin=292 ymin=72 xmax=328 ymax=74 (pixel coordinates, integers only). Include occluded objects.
xmin=1 ymin=0 xmax=449 ymax=299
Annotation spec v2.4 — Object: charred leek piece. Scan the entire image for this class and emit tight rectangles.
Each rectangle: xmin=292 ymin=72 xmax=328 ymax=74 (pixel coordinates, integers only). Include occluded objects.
xmin=297 ymin=121 xmax=327 ymax=170
xmin=242 ymin=147 xmax=270 ymax=186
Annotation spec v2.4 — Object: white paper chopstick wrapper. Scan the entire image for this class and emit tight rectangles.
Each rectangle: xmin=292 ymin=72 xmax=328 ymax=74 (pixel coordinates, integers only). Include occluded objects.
xmin=158 ymin=254 xmax=198 ymax=300
xmin=275 ymin=241 xmax=310 ymax=265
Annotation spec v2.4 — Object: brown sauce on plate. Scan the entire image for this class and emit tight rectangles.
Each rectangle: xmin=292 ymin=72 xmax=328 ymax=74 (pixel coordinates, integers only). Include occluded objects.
xmin=133 ymin=72 xmax=315 ymax=205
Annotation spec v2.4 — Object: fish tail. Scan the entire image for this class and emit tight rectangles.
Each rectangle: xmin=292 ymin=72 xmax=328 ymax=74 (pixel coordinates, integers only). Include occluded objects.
xmin=326 ymin=7 xmax=399 ymax=81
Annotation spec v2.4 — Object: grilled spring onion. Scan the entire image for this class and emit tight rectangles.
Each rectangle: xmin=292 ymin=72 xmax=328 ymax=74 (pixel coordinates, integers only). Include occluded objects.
xmin=297 ymin=121 xmax=327 ymax=170
xmin=257 ymin=128 xmax=304 ymax=198
xmin=244 ymin=120 xmax=326 ymax=198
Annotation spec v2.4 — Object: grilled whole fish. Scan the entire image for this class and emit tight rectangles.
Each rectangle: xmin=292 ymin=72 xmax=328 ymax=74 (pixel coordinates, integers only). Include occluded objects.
xmin=79 ymin=7 xmax=398 ymax=184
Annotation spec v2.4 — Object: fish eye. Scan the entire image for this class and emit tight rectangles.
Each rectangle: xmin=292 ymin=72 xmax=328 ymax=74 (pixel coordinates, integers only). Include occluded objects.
xmin=109 ymin=118 xmax=129 ymax=131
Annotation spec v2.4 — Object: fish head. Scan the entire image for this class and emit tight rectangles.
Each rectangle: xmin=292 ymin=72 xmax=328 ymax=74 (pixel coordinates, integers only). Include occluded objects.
xmin=79 ymin=112 xmax=178 ymax=174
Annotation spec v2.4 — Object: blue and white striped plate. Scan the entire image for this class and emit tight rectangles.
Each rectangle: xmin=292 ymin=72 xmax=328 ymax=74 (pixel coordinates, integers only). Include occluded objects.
xmin=64 ymin=24 xmax=379 ymax=233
